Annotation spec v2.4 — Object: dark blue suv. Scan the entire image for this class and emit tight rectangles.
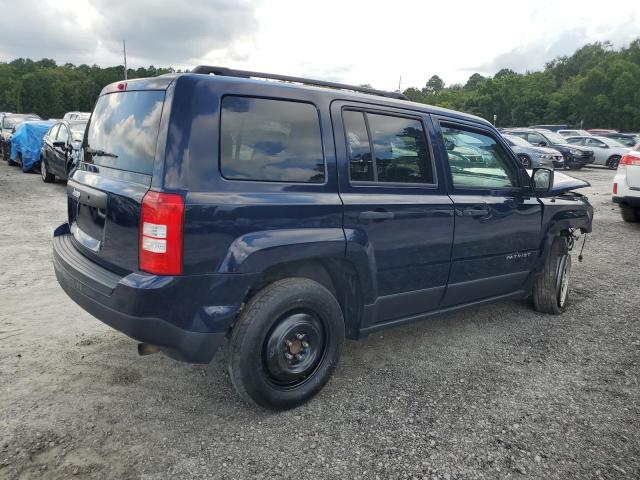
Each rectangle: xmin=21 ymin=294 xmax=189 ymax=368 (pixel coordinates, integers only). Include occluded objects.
xmin=53 ymin=67 xmax=593 ymax=409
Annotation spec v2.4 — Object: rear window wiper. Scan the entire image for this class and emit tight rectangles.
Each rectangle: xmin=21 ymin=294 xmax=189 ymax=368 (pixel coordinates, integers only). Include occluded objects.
xmin=86 ymin=147 xmax=118 ymax=158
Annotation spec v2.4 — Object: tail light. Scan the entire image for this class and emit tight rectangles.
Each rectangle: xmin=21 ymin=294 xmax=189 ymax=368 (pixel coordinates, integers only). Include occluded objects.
xmin=140 ymin=191 xmax=184 ymax=275
xmin=613 ymin=183 xmax=618 ymax=194
xmin=620 ymin=153 xmax=640 ymax=167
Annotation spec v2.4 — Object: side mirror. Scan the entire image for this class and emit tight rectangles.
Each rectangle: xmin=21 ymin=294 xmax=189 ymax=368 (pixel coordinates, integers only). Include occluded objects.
xmin=445 ymin=139 xmax=455 ymax=151
xmin=53 ymin=141 xmax=66 ymax=148
xmin=532 ymin=167 xmax=554 ymax=194
xmin=537 ymin=141 xmax=548 ymax=147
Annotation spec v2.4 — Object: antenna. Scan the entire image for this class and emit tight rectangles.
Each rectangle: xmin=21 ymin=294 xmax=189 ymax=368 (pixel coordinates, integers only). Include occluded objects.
xmin=398 ymin=75 xmax=402 ymax=93
xmin=123 ymin=40 xmax=127 ymax=81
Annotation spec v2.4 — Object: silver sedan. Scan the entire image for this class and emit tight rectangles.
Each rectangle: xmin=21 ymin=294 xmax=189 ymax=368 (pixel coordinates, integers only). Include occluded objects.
xmin=565 ymin=135 xmax=630 ymax=169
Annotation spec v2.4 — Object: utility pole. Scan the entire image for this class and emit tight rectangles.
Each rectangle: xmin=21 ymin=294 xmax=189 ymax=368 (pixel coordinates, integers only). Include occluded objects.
xmin=398 ymin=75 xmax=402 ymax=93
xmin=123 ymin=40 xmax=127 ymax=81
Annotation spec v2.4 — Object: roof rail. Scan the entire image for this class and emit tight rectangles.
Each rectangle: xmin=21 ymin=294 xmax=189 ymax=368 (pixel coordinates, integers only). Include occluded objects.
xmin=190 ymin=65 xmax=408 ymax=100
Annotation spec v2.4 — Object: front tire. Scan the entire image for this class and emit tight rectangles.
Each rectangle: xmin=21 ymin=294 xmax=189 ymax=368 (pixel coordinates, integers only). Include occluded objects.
xmin=228 ymin=278 xmax=345 ymax=410
xmin=517 ymin=154 xmax=531 ymax=169
xmin=532 ymin=237 xmax=571 ymax=314
xmin=41 ymin=158 xmax=55 ymax=183
xmin=620 ymin=205 xmax=640 ymax=222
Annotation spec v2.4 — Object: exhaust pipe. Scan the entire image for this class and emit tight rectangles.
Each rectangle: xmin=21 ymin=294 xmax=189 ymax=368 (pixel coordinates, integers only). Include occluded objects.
xmin=138 ymin=343 xmax=161 ymax=356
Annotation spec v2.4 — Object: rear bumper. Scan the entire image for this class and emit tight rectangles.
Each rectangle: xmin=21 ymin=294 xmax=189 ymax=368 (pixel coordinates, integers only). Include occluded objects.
xmin=613 ymin=196 xmax=640 ymax=207
xmin=52 ymin=224 xmax=256 ymax=363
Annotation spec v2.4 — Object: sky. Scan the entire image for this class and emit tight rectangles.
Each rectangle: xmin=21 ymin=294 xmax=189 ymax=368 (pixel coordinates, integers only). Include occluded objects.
xmin=0 ymin=0 xmax=638 ymax=91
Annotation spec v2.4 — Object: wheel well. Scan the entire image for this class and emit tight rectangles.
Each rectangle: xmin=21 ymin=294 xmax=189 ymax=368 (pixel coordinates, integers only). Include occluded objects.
xmin=244 ymin=259 xmax=363 ymax=339
xmin=607 ymin=154 xmax=621 ymax=165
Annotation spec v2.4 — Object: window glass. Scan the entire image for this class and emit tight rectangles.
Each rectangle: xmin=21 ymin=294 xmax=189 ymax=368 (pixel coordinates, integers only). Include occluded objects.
xmin=367 ymin=113 xmax=434 ymax=184
xmin=526 ymin=132 xmax=546 ymax=145
xmin=585 ymin=138 xmax=606 ymax=147
xmin=48 ymin=125 xmax=60 ymax=140
xmin=566 ymin=137 xmax=584 ymax=145
xmin=343 ymin=110 xmax=373 ymax=181
xmin=57 ymin=126 xmax=69 ymax=143
xmin=220 ymin=96 xmax=324 ymax=183
xmin=85 ymin=90 xmax=165 ymax=174
xmin=442 ymin=125 xmax=519 ymax=189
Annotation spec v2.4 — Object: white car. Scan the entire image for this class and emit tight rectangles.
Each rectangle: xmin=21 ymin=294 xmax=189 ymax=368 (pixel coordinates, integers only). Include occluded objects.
xmin=558 ymin=129 xmax=592 ymax=138
xmin=565 ymin=135 xmax=630 ymax=169
xmin=612 ymin=151 xmax=640 ymax=222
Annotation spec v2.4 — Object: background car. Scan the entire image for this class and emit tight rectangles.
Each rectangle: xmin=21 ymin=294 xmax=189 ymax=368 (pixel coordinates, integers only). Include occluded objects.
xmin=40 ymin=119 xmax=87 ymax=182
xmin=613 ymin=151 xmax=640 ymax=222
xmin=600 ymin=132 xmax=640 ymax=148
xmin=502 ymin=133 xmax=563 ymax=168
xmin=529 ymin=124 xmax=568 ymax=132
xmin=564 ymin=135 xmax=629 ymax=169
xmin=9 ymin=120 xmax=55 ymax=171
xmin=558 ymin=129 xmax=592 ymax=138
xmin=587 ymin=128 xmax=617 ymax=135
xmin=1 ymin=113 xmax=41 ymax=162
xmin=503 ymin=128 xmax=594 ymax=169
xmin=63 ymin=111 xmax=90 ymax=121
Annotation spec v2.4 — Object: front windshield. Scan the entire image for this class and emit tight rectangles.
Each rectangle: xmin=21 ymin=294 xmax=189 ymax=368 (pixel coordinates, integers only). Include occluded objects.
xmin=542 ymin=131 xmax=567 ymax=144
xmin=504 ymin=135 xmax=530 ymax=147
xmin=69 ymin=122 xmax=87 ymax=141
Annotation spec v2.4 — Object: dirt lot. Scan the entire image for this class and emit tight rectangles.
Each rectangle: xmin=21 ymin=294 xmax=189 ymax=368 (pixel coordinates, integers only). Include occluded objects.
xmin=0 ymin=161 xmax=638 ymax=480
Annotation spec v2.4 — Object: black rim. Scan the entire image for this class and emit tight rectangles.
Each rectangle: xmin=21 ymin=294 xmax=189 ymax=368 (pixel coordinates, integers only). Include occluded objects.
xmin=609 ymin=157 xmax=620 ymax=169
xmin=262 ymin=310 xmax=326 ymax=389
xmin=519 ymin=156 xmax=531 ymax=168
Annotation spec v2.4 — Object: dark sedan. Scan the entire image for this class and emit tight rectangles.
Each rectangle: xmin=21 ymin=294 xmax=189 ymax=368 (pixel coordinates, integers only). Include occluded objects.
xmin=40 ymin=120 xmax=87 ymax=182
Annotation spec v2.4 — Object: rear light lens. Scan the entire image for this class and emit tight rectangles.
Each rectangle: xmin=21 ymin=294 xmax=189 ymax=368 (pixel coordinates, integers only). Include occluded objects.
xmin=620 ymin=153 xmax=640 ymax=166
xmin=140 ymin=191 xmax=184 ymax=275
xmin=613 ymin=183 xmax=618 ymax=195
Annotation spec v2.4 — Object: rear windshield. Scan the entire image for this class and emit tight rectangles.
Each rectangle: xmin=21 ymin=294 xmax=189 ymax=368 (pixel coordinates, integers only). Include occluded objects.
xmin=85 ymin=90 xmax=165 ymax=174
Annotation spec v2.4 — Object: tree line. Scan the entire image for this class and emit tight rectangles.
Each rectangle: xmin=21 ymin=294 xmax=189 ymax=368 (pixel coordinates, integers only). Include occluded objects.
xmin=0 ymin=39 xmax=639 ymax=130
xmin=404 ymin=39 xmax=640 ymax=131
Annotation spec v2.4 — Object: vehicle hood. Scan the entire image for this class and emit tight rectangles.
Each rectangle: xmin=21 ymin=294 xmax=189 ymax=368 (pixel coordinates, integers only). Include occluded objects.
xmin=528 ymin=169 xmax=590 ymax=194
xmin=534 ymin=146 xmax=562 ymax=155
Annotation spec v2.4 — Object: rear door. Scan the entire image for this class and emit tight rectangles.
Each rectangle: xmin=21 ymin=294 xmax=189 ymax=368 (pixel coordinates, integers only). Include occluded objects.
xmin=67 ymin=88 xmax=166 ymax=273
xmin=332 ymin=102 xmax=454 ymax=325
xmin=435 ymin=119 xmax=542 ymax=306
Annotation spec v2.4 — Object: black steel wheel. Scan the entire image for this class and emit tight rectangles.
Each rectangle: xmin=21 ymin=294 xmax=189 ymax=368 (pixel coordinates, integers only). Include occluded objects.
xmin=228 ymin=277 xmax=344 ymax=410
xmin=41 ymin=157 xmax=55 ymax=183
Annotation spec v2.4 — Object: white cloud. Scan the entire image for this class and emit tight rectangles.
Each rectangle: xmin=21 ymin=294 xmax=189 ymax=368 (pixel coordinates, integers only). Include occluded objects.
xmin=0 ymin=0 xmax=638 ymax=90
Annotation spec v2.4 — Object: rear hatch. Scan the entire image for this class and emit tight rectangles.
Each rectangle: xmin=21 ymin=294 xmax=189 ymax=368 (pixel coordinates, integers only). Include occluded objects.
xmin=626 ymin=163 xmax=640 ymax=189
xmin=67 ymin=85 xmax=167 ymax=273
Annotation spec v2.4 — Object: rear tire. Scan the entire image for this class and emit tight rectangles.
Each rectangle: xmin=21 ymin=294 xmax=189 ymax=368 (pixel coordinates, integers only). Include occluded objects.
xmin=567 ymin=162 xmax=583 ymax=170
xmin=620 ymin=205 xmax=640 ymax=222
xmin=532 ymin=237 xmax=571 ymax=315
xmin=607 ymin=155 xmax=621 ymax=170
xmin=41 ymin=158 xmax=55 ymax=183
xmin=228 ymin=278 xmax=345 ymax=410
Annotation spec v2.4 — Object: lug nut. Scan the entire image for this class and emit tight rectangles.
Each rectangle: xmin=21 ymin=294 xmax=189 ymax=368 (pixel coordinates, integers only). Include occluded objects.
xmin=296 ymin=333 xmax=305 ymax=340
xmin=285 ymin=339 xmax=292 ymax=347
xmin=301 ymin=341 xmax=309 ymax=348
xmin=284 ymin=352 xmax=293 ymax=360
xmin=295 ymin=354 xmax=303 ymax=361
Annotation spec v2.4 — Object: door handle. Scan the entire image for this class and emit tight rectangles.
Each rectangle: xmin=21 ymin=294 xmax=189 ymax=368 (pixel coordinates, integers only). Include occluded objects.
xmin=359 ymin=210 xmax=395 ymax=221
xmin=462 ymin=206 xmax=490 ymax=217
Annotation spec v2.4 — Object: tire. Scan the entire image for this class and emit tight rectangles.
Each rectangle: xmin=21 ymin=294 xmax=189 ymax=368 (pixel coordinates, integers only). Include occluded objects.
xmin=532 ymin=237 xmax=571 ymax=315
xmin=517 ymin=154 xmax=531 ymax=169
xmin=620 ymin=205 xmax=640 ymax=222
xmin=607 ymin=155 xmax=621 ymax=170
xmin=228 ymin=277 xmax=345 ymax=410
xmin=7 ymin=153 xmax=17 ymax=166
xmin=41 ymin=158 xmax=55 ymax=183
xmin=567 ymin=162 xmax=583 ymax=170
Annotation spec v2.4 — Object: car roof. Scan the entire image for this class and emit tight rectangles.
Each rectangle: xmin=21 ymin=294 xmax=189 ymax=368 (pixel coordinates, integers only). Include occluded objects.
xmin=103 ymin=71 xmax=493 ymax=128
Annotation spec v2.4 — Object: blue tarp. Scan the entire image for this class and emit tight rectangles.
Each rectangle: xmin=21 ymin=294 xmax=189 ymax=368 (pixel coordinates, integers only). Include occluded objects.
xmin=10 ymin=121 xmax=54 ymax=172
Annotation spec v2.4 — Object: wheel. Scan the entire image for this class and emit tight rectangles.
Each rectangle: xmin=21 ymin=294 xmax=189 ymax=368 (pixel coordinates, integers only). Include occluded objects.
xmin=620 ymin=205 xmax=640 ymax=222
xmin=532 ymin=237 xmax=571 ymax=314
xmin=607 ymin=155 xmax=621 ymax=170
xmin=517 ymin=154 xmax=531 ymax=169
xmin=41 ymin=158 xmax=55 ymax=183
xmin=567 ymin=162 xmax=583 ymax=170
xmin=228 ymin=278 xmax=345 ymax=410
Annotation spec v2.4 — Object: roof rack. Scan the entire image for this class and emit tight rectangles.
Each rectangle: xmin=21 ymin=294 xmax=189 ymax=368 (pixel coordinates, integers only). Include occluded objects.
xmin=190 ymin=65 xmax=407 ymax=100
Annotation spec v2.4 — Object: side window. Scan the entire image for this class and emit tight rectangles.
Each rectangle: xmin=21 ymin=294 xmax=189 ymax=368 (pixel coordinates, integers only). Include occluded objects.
xmin=567 ymin=137 xmax=583 ymax=145
xmin=343 ymin=110 xmax=435 ymax=184
xmin=585 ymin=138 xmax=605 ymax=147
xmin=526 ymin=133 xmax=545 ymax=145
xmin=220 ymin=96 xmax=325 ymax=183
xmin=57 ymin=126 xmax=69 ymax=143
xmin=343 ymin=110 xmax=373 ymax=181
xmin=442 ymin=125 xmax=520 ymax=189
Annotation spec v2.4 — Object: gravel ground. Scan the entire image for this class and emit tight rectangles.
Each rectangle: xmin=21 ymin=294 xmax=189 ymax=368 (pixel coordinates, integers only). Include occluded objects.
xmin=0 ymin=161 xmax=638 ymax=480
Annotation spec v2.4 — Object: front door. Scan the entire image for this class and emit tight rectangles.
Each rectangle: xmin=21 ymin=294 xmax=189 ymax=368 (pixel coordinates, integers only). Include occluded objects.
xmin=331 ymin=102 xmax=454 ymax=326
xmin=52 ymin=124 xmax=70 ymax=177
xmin=437 ymin=120 xmax=542 ymax=306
